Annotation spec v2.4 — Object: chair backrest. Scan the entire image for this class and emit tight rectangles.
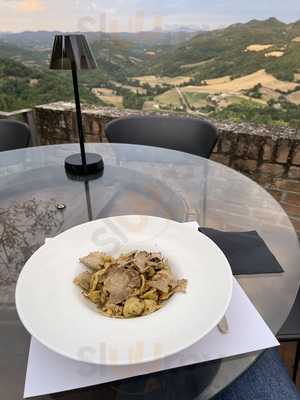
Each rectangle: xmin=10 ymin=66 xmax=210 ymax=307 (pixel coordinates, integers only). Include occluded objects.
xmin=0 ymin=119 xmax=31 ymax=152
xmin=105 ymin=116 xmax=218 ymax=158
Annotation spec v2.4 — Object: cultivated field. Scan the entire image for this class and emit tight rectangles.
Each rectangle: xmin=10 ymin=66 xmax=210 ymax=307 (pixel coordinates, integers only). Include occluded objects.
xmin=142 ymin=101 xmax=160 ymax=111
xmin=294 ymin=71 xmax=300 ymax=81
xmin=259 ymin=87 xmax=282 ymax=102
xmin=181 ymin=70 xmax=298 ymax=94
xmin=245 ymin=44 xmax=273 ymax=52
xmin=99 ymin=95 xmax=123 ymax=108
xmin=287 ymin=91 xmax=300 ymax=105
xmin=265 ymin=51 xmax=284 ymax=57
xmin=210 ymin=94 xmax=266 ymax=108
xmin=92 ymin=88 xmax=114 ymax=97
xmin=110 ymin=81 xmax=147 ymax=95
xmin=154 ymin=89 xmax=182 ymax=107
xmin=204 ymin=76 xmax=231 ymax=85
xmin=184 ymin=92 xmax=209 ymax=109
xmin=122 ymin=85 xmax=147 ymax=94
xmin=180 ymin=59 xmax=215 ymax=70
xmin=129 ymin=56 xmax=143 ymax=63
xmin=131 ymin=75 xmax=192 ymax=87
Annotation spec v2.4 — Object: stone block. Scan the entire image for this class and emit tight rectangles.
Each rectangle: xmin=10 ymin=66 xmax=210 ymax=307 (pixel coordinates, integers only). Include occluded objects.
xmin=273 ymin=179 xmax=300 ymax=192
xmin=221 ymin=138 xmax=232 ymax=153
xmin=236 ymin=136 xmax=247 ymax=157
xmin=211 ymin=154 xmax=230 ymax=165
xmin=276 ymin=140 xmax=291 ymax=163
xmin=64 ymin=110 xmax=74 ymax=130
xmin=247 ymin=141 xmax=260 ymax=159
xmin=288 ymin=166 xmax=300 ymax=180
xmin=58 ymin=115 xmax=66 ymax=129
xmin=268 ymin=190 xmax=282 ymax=202
xmin=81 ymin=114 xmax=90 ymax=134
xmin=92 ymin=119 xmax=102 ymax=136
xmin=259 ymin=163 xmax=285 ymax=177
xmin=212 ymin=138 xmax=221 ymax=153
xmin=256 ymin=174 xmax=274 ymax=186
xmin=263 ymin=139 xmax=274 ymax=161
xmin=284 ymin=192 xmax=300 ymax=206
xmin=292 ymin=144 xmax=300 ymax=165
xmin=233 ymin=159 xmax=257 ymax=173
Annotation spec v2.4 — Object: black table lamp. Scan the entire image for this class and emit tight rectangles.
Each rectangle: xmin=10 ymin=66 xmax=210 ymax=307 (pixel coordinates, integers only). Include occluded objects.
xmin=50 ymin=34 xmax=104 ymax=175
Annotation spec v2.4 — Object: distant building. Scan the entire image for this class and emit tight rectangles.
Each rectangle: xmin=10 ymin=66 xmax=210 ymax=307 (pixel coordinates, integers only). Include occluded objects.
xmin=128 ymin=16 xmax=134 ymax=33
xmin=29 ymin=79 xmax=39 ymax=88
xmin=135 ymin=10 xmax=144 ymax=32
xmin=99 ymin=13 xmax=107 ymax=33
xmin=110 ymin=18 xmax=120 ymax=36
xmin=153 ymin=16 xmax=163 ymax=32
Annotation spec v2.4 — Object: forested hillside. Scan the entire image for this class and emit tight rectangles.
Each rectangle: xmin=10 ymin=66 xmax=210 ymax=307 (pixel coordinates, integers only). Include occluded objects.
xmin=1 ymin=19 xmax=300 ymax=127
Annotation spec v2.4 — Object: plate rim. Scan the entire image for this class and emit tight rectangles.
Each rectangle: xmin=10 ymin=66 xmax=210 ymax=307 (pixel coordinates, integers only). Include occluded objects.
xmin=15 ymin=215 xmax=233 ymax=366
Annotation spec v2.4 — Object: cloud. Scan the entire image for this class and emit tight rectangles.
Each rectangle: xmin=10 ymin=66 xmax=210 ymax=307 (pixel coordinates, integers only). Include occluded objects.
xmin=0 ymin=0 xmax=299 ymax=32
xmin=16 ymin=0 xmax=46 ymax=13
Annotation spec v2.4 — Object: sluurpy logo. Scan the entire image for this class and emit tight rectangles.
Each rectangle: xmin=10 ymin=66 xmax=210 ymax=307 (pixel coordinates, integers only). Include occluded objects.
xmin=90 ymin=215 xmax=171 ymax=254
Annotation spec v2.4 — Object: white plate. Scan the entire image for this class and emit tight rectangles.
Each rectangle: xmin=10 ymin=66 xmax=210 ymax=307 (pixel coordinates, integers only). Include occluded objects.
xmin=16 ymin=215 xmax=233 ymax=366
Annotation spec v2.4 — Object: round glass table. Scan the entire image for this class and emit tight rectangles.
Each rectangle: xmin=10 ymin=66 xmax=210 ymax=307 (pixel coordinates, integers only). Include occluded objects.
xmin=1 ymin=143 xmax=300 ymax=400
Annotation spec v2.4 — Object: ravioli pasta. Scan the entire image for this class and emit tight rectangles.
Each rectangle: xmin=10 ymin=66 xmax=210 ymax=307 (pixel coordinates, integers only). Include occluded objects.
xmin=74 ymin=250 xmax=187 ymax=318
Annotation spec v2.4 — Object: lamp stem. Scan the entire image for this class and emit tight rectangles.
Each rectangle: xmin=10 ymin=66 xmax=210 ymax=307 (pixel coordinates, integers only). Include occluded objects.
xmin=84 ymin=180 xmax=93 ymax=221
xmin=71 ymin=67 xmax=87 ymax=166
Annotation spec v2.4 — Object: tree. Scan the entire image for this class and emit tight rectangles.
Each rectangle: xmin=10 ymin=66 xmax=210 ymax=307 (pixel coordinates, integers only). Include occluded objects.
xmin=123 ymin=92 xmax=145 ymax=110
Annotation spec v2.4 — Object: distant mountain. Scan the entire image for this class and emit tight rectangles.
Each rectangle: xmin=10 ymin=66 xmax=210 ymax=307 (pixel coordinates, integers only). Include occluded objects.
xmin=0 ymin=32 xmax=146 ymax=81
xmin=0 ymin=57 xmax=104 ymax=112
xmin=2 ymin=19 xmax=300 ymax=83
xmin=147 ymin=18 xmax=300 ymax=81
xmin=85 ymin=31 xmax=197 ymax=80
xmin=0 ymin=58 xmax=33 ymax=79
xmin=163 ymin=24 xmax=204 ymax=33
xmin=116 ymin=31 xmax=196 ymax=46
xmin=0 ymin=41 xmax=51 ymax=69
xmin=0 ymin=31 xmax=62 ymax=49
xmin=0 ymin=41 xmax=34 ymax=60
xmin=0 ymin=30 xmax=195 ymax=51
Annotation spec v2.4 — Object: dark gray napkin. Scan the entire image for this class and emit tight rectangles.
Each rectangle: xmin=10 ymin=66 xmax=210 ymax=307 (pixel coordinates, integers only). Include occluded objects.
xmin=198 ymin=228 xmax=284 ymax=275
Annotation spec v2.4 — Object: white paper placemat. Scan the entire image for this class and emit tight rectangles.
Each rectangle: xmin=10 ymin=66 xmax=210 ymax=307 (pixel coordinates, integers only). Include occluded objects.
xmin=23 ymin=222 xmax=279 ymax=398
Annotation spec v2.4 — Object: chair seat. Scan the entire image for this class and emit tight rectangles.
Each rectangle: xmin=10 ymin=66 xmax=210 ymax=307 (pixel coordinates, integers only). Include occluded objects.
xmin=278 ymin=287 xmax=300 ymax=341
xmin=105 ymin=116 xmax=218 ymax=159
xmin=0 ymin=119 xmax=31 ymax=152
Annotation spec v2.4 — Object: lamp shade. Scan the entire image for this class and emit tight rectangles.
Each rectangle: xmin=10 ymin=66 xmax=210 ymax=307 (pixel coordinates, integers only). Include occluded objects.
xmin=49 ymin=34 xmax=97 ymax=70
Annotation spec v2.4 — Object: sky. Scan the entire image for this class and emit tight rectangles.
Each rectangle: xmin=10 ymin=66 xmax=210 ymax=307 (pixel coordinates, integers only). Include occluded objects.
xmin=1 ymin=0 xmax=300 ymax=33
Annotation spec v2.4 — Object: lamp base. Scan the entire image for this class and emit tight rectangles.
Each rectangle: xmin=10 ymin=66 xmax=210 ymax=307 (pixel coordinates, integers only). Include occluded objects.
xmin=65 ymin=153 xmax=104 ymax=176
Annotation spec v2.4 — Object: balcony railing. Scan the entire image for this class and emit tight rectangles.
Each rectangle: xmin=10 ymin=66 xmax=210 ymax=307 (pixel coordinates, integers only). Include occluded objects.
xmin=1 ymin=101 xmax=300 ymax=235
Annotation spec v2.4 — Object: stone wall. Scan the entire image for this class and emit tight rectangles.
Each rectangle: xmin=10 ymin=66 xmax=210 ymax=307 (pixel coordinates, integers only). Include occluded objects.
xmin=211 ymin=122 xmax=300 ymax=234
xmin=34 ymin=102 xmax=300 ymax=234
xmin=35 ymin=102 xmax=166 ymax=145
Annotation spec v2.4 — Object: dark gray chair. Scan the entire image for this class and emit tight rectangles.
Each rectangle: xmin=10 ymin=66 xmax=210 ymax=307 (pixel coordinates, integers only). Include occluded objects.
xmin=278 ymin=289 xmax=300 ymax=381
xmin=105 ymin=116 xmax=218 ymax=159
xmin=0 ymin=119 xmax=31 ymax=152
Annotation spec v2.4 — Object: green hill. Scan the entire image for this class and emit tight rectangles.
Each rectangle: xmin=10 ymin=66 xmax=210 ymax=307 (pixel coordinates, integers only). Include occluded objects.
xmin=147 ymin=18 xmax=300 ymax=82
xmin=0 ymin=58 xmax=104 ymax=111
xmin=90 ymin=37 xmax=144 ymax=80
xmin=1 ymin=19 xmax=300 ymax=127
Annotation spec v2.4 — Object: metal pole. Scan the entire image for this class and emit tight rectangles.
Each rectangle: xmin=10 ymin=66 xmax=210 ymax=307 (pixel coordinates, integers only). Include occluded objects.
xmin=293 ymin=340 xmax=300 ymax=382
xmin=71 ymin=67 xmax=87 ymax=166
xmin=84 ymin=180 xmax=93 ymax=221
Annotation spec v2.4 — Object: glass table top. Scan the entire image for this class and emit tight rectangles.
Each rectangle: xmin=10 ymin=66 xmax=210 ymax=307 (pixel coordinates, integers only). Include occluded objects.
xmin=1 ymin=143 xmax=299 ymax=400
